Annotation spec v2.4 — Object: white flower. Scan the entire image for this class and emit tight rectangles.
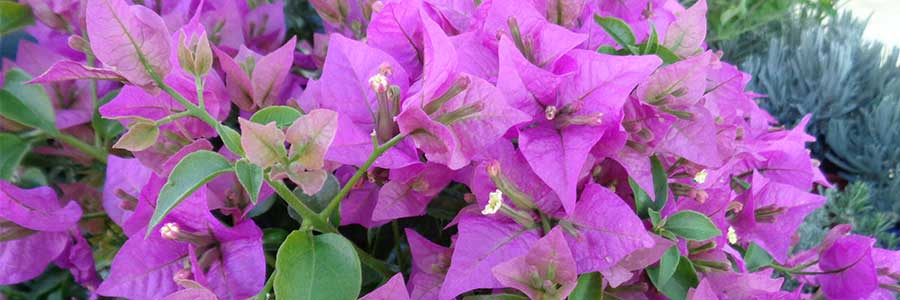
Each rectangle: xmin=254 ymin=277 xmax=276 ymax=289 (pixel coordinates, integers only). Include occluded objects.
xmin=693 ymin=169 xmax=709 ymax=184
xmin=368 ymin=73 xmax=389 ymax=93
xmin=482 ymin=189 xmax=504 ymax=215
xmin=727 ymin=226 xmax=738 ymax=245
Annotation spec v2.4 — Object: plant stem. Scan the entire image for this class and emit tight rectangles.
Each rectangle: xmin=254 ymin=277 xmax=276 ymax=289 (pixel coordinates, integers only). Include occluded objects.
xmin=254 ymin=270 xmax=277 ymax=300
xmin=320 ymin=134 xmax=406 ymax=219
xmin=154 ymin=111 xmax=191 ymax=126
xmin=146 ymin=63 xmax=398 ymax=280
xmin=353 ymin=243 xmax=396 ymax=278
xmin=53 ymin=132 xmax=108 ymax=164
xmin=194 ymin=75 xmax=205 ymax=109
xmin=157 ymin=83 xmax=219 ymax=127
xmin=80 ymin=211 xmax=107 ymax=220
xmin=266 ymin=177 xmax=338 ymax=233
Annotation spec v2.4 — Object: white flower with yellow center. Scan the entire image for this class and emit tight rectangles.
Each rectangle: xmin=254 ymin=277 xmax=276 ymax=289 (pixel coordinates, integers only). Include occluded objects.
xmin=693 ymin=169 xmax=709 ymax=184
xmin=727 ymin=226 xmax=738 ymax=244
xmin=482 ymin=189 xmax=504 ymax=215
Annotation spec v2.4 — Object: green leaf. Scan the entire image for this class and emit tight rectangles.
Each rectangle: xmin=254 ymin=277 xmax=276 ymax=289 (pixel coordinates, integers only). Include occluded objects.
xmin=216 ymin=124 xmax=244 ymax=156
xmin=629 ymin=177 xmax=652 ymax=218
xmin=569 ymin=272 xmax=604 ymax=300
xmin=235 ymin=159 xmax=264 ymax=204
xmin=0 ymin=69 xmax=56 ymax=133
xmin=112 ymin=121 xmax=159 ymax=151
xmin=0 ymin=133 xmax=29 ymax=180
xmin=664 ymin=210 xmax=722 ymax=241
xmin=250 ymin=106 xmax=303 ymax=128
xmin=648 ymin=256 xmax=699 ymax=300
xmin=593 ymin=15 xmax=638 ymax=54
xmin=275 ymin=231 xmax=361 ymax=300
xmin=146 ymin=150 xmax=233 ymax=236
xmin=655 ymin=246 xmax=680 ymax=287
xmin=641 ymin=23 xmax=660 ymax=55
xmin=743 ymin=242 xmax=774 ymax=272
xmin=0 ymin=1 xmax=34 ymax=35
xmin=596 ymin=45 xmax=617 ymax=54
xmin=649 ymin=208 xmax=661 ymax=227
xmin=650 ymin=155 xmax=669 ymax=210
xmin=655 ymin=46 xmax=682 ymax=64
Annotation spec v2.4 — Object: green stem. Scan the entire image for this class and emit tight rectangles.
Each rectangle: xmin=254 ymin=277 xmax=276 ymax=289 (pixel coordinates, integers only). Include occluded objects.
xmin=266 ymin=177 xmax=338 ymax=233
xmin=266 ymin=176 xmax=395 ymax=277
xmin=320 ymin=134 xmax=406 ymax=219
xmin=154 ymin=111 xmax=191 ymax=126
xmin=254 ymin=270 xmax=277 ymax=300
xmin=353 ymin=243 xmax=395 ymax=278
xmin=53 ymin=132 xmax=107 ymax=164
xmin=539 ymin=212 xmax=552 ymax=235
xmin=87 ymin=58 xmax=101 ymax=147
xmin=157 ymin=82 xmax=219 ymax=127
xmin=80 ymin=211 xmax=107 ymax=220
xmin=194 ymin=75 xmax=205 ymax=109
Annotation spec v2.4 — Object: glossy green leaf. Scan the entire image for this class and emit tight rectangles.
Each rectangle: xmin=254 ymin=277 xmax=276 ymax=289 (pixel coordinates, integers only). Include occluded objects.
xmin=744 ymin=242 xmax=774 ymax=272
xmin=0 ymin=133 xmax=29 ymax=180
xmin=0 ymin=1 xmax=34 ymax=35
xmin=648 ymin=256 xmax=699 ymax=300
xmin=629 ymin=177 xmax=651 ymax=218
xmin=650 ymin=155 xmax=668 ymax=210
xmin=656 ymin=246 xmax=680 ymax=287
xmin=146 ymin=150 xmax=233 ymax=236
xmin=664 ymin=210 xmax=722 ymax=241
xmin=216 ymin=123 xmax=244 ymax=156
xmin=593 ymin=15 xmax=638 ymax=54
xmin=235 ymin=159 xmax=264 ymax=204
xmin=250 ymin=106 xmax=303 ymax=128
xmin=0 ymin=69 xmax=56 ymax=133
xmin=275 ymin=231 xmax=361 ymax=300
xmin=569 ymin=272 xmax=604 ymax=300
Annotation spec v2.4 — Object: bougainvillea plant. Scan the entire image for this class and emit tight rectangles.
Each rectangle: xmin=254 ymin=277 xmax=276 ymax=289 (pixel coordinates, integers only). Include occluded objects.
xmin=1 ymin=0 xmax=898 ymax=299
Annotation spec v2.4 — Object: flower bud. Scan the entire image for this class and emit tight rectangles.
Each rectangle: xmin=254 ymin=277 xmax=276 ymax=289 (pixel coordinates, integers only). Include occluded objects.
xmin=160 ymin=222 xmax=182 ymax=240
xmin=159 ymin=222 xmax=215 ymax=247
xmin=67 ymin=35 xmax=93 ymax=56
xmin=425 ymin=76 xmax=471 ymax=115
xmin=485 ymin=161 xmax=537 ymax=210
xmin=0 ymin=222 xmax=36 ymax=242
xmin=310 ymin=0 xmax=350 ymax=25
xmin=115 ymin=188 xmax=138 ymax=211
xmin=436 ymin=102 xmax=484 ymax=125
xmin=177 ymin=32 xmax=213 ymax=77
